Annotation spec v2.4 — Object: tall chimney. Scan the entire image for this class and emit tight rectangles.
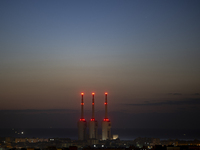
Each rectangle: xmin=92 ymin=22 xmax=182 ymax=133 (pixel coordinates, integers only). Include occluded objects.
xmin=78 ymin=92 xmax=87 ymax=141
xmin=105 ymin=92 xmax=108 ymax=118
xmin=92 ymin=93 xmax=95 ymax=119
xmin=81 ymin=92 xmax=84 ymax=119
xmin=102 ymin=92 xmax=111 ymax=140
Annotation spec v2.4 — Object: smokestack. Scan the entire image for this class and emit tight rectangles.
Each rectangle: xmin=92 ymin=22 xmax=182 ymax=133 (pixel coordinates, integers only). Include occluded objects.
xmin=102 ymin=92 xmax=111 ymax=140
xmin=92 ymin=93 xmax=95 ymax=119
xmin=89 ymin=92 xmax=98 ymax=139
xmin=105 ymin=92 xmax=108 ymax=118
xmin=81 ymin=92 xmax=84 ymax=119
xmin=78 ymin=92 xmax=87 ymax=141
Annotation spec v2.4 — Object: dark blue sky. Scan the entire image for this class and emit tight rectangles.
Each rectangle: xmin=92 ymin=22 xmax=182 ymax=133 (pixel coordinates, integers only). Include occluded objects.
xmin=0 ymin=0 xmax=200 ymax=129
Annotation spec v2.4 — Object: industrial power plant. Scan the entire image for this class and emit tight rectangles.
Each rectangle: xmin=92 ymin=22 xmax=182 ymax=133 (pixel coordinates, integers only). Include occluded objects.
xmin=78 ymin=92 xmax=112 ymax=141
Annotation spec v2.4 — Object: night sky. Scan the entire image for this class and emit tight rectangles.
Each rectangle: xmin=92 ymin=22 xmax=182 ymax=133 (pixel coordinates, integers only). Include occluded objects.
xmin=0 ymin=0 xmax=200 ymax=129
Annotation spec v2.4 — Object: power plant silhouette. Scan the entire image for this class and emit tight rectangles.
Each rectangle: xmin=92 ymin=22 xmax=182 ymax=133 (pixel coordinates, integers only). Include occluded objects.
xmin=78 ymin=92 xmax=111 ymax=141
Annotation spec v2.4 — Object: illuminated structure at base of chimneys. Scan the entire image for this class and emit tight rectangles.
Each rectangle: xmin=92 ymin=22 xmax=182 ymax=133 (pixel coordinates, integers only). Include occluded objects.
xmin=77 ymin=92 xmax=111 ymax=141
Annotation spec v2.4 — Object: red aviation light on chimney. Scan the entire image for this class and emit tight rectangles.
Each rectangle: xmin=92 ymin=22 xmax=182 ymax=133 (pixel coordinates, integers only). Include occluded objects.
xmin=80 ymin=118 xmax=86 ymax=121
xmin=92 ymin=93 xmax=95 ymax=95
xmin=105 ymin=92 xmax=108 ymax=95
xmin=103 ymin=118 xmax=110 ymax=122
xmin=90 ymin=118 xmax=95 ymax=121
xmin=81 ymin=93 xmax=84 ymax=95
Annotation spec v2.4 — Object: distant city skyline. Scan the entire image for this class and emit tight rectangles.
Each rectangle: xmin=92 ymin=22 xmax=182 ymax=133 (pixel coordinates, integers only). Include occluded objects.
xmin=0 ymin=0 xmax=200 ymax=129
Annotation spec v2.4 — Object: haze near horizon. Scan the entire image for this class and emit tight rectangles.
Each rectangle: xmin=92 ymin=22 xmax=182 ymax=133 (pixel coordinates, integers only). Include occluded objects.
xmin=0 ymin=0 xmax=200 ymax=129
